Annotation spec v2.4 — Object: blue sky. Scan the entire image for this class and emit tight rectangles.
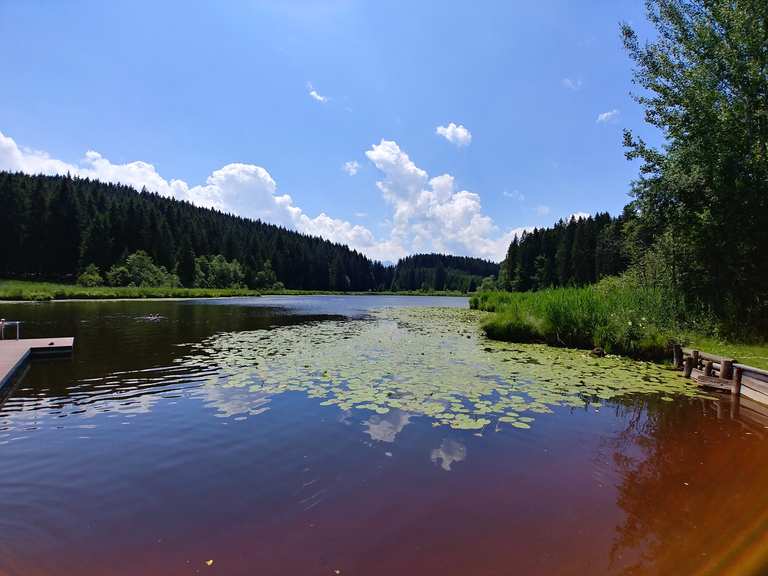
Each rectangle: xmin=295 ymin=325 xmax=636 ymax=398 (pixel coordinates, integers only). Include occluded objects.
xmin=0 ymin=0 xmax=659 ymax=262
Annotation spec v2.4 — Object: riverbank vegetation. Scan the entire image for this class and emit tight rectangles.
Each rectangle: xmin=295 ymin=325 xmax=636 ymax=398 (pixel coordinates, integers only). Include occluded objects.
xmin=0 ymin=280 xmax=260 ymax=301
xmin=478 ymin=0 xmax=768 ymax=360
xmin=0 ymin=279 xmax=473 ymax=302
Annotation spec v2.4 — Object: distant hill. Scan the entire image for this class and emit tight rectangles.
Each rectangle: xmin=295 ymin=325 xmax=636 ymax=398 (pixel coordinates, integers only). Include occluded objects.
xmin=0 ymin=172 xmax=499 ymax=291
xmin=391 ymin=253 xmax=499 ymax=292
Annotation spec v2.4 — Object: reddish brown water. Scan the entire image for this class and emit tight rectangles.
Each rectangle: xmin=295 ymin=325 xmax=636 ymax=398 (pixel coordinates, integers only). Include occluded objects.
xmin=1 ymin=297 xmax=767 ymax=576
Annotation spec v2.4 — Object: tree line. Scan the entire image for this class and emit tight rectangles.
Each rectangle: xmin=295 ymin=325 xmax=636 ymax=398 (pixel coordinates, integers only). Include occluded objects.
xmin=499 ymin=0 xmax=768 ymax=335
xmin=0 ymin=172 xmax=497 ymax=292
xmin=391 ymin=254 xmax=499 ymax=292
xmin=499 ymin=212 xmax=627 ymax=292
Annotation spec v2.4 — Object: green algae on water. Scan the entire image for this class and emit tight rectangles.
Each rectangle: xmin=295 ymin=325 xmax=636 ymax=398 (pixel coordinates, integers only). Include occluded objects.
xmin=179 ymin=308 xmax=708 ymax=430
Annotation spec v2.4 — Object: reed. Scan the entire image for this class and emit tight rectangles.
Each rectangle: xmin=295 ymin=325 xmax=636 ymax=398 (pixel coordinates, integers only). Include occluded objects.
xmin=471 ymin=278 xmax=680 ymax=359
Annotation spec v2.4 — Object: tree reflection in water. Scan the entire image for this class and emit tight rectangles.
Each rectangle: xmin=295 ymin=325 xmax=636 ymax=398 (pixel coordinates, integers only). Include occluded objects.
xmin=606 ymin=394 xmax=768 ymax=575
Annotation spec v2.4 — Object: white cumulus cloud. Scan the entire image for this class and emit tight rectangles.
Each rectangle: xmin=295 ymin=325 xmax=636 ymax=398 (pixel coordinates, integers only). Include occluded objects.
xmin=342 ymin=160 xmax=359 ymax=176
xmin=364 ymin=139 xmax=523 ymax=260
xmin=0 ymin=130 xmax=535 ymax=263
xmin=435 ymin=122 xmax=472 ymax=147
xmin=596 ymin=109 xmax=620 ymax=123
xmin=0 ymin=129 xmax=378 ymax=257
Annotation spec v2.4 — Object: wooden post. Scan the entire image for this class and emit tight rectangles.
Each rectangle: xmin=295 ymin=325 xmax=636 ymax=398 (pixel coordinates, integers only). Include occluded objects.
xmin=704 ymin=360 xmax=713 ymax=377
xmin=721 ymin=359 xmax=733 ymax=380
xmin=673 ymin=344 xmax=683 ymax=369
xmin=732 ymin=367 xmax=743 ymax=396
xmin=683 ymin=357 xmax=694 ymax=378
xmin=692 ymin=350 xmax=700 ymax=370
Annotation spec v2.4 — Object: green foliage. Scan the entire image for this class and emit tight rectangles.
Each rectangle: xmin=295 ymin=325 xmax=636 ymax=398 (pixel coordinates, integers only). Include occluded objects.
xmin=193 ymin=254 xmax=245 ymax=289
xmin=251 ymin=259 xmax=280 ymax=289
xmin=390 ymin=253 xmax=499 ymax=292
xmin=471 ymin=275 xmax=701 ymax=359
xmin=621 ymin=0 xmax=768 ymax=332
xmin=478 ymin=276 xmax=497 ymax=292
xmin=500 ymin=213 xmax=628 ymax=293
xmin=105 ymin=266 xmax=131 ymax=287
xmin=106 ymin=250 xmax=179 ymax=287
xmin=77 ymin=264 xmax=103 ymax=287
xmin=0 ymin=172 xmax=394 ymax=291
xmin=0 ymin=279 xmax=259 ymax=301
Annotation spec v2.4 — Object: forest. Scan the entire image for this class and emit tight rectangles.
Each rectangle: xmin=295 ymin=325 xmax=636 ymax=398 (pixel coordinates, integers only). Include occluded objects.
xmin=498 ymin=212 xmax=627 ymax=292
xmin=0 ymin=171 xmax=495 ymax=293
xmin=479 ymin=0 xmax=768 ymax=353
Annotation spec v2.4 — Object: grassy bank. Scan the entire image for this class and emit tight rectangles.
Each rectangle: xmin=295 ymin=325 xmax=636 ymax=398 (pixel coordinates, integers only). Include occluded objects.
xmin=471 ymin=279 xmax=685 ymax=360
xmin=0 ymin=280 xmax=261 ymax=301
xmin=0 ymin=280 xmax=469 ymax=302
xmin=471 ymin=280 xmax=768 ymax=365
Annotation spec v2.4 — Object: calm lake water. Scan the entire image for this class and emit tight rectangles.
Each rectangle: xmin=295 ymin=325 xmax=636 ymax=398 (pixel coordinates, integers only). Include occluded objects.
xmin=1 ymin=295 xmax=767 ymax=576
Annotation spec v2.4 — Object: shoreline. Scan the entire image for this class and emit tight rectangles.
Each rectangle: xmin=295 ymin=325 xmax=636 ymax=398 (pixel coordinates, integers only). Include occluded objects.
xmin=0 ymin=291 xmax=471 ymax=304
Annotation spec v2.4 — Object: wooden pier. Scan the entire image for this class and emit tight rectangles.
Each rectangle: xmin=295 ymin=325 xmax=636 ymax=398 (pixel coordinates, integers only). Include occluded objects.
xmin=674 ymin=345 xmax=768 ymax=406
xmin=0 ymin=337 xmax=75 ymax=390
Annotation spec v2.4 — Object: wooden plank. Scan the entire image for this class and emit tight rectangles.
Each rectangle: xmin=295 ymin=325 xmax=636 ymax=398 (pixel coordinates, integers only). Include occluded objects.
xmin=741 ymin=375 xmax=768 ymax=405
xmin=0 ymin=337 xmax=74 ymax=389
xmin=735 ymin=364 xmax=768 ymax=382
xmin=695 ymin=374 xmax=736 ymax=392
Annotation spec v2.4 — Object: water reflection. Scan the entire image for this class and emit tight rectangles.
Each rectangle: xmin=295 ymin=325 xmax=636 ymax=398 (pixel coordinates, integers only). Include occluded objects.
xmin=364 ymin=410 xmax=413 ymax=443
xmin=605 ymin=394 xmax=768 ymax=575
xmin=430 ymin=439 xmax=467 ymax=471
xmin=2 ymin=298 xmax=768 ymax=576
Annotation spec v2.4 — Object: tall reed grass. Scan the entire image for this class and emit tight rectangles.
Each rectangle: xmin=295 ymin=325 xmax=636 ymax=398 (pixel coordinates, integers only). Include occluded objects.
xmin=470 ymin=277 xmax=689 ymax=359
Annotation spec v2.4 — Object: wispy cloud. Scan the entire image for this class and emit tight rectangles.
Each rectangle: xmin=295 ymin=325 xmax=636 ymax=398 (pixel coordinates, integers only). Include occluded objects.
xmin=596 ymin=109 xmax=620 ymax=123
xmin=503 ymin=189 xmax=525 ymax=201
xmin=536 ymin=205 xmax=551 ymax=216
xmin=436 ymin=122 xmax=472 ymax=147
xmin=306 ymin=81 xmax=328 ymax=103
xmin=342 ymin=160 xmax=359 ymax=176
xmin=561 ymin=77 xmax=583 ymax=91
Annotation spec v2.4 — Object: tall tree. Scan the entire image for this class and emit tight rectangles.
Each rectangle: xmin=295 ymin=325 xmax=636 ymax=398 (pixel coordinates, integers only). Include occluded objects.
xmin=622 ymin=0 xmax=768 ymax=328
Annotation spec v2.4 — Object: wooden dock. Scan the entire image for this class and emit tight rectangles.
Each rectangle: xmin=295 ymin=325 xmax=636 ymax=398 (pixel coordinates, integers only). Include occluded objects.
xmin=674 ymin=345 xmax=768 ymax=406
xmin=0 ymin=337 xmax=75 ymax=390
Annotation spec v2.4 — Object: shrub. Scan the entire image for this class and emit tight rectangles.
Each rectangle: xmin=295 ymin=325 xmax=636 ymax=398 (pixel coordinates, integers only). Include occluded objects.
xmin=106 ymin=251 xmax=179 ymax=287
xmin=471 ymin=277 xmax=691 ymax=360
xmin=194 ymin=255 xmax=245 ymax=288
xmin=77 ymin=264 xmax=103 ymax=287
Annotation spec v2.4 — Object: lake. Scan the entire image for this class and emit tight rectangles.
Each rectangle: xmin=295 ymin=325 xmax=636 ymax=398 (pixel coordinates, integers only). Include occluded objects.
xmin=1 ymin=295 xmax=767 ymax=576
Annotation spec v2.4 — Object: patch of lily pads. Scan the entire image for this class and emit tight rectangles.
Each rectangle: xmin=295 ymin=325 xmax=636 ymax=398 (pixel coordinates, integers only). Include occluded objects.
xmin=178 ymin=307 xmax=709 ymax=430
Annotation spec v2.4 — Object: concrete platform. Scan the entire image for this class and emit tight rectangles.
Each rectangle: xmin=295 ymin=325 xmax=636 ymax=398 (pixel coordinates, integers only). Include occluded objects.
xmin=0 ymin=337 xmax=74 ymax=389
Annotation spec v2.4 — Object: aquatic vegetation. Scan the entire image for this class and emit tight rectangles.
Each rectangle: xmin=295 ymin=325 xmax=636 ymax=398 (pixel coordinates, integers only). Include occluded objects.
xmin=179 ymin=307 xmax=709 ymax=431
xmin=471 ymin=282 xmax=681 ymax=359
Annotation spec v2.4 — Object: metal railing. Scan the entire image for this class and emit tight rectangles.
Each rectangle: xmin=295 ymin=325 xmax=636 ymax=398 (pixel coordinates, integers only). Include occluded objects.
xmin=0 ymin=320 xmax=21 ymax=340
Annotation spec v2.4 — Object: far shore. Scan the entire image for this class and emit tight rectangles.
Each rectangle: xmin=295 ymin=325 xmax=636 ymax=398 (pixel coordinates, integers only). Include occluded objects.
xmin=0 ymin=280 xmax=470 ymax=304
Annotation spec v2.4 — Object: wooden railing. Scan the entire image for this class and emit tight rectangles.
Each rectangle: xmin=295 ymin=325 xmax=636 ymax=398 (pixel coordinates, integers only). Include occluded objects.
xmin=674 ymin=344 xmax=768 ymax=404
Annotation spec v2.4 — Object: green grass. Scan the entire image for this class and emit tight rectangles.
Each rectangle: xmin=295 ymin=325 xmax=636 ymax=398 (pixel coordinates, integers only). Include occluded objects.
xmin=0 ymin=280 xmax=261 ymax=301
xmin=471 ymin=279 xmax=768 ymax=364
xmin=0 ymin=280 xmax=469 ymax=301
xmin=683 ymin=336 xmax=768 ymax=371
xmin=263 ymin=288 xmax=468 ymax=297
xmin=471 ymin=279 xmax=685 ymax=360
